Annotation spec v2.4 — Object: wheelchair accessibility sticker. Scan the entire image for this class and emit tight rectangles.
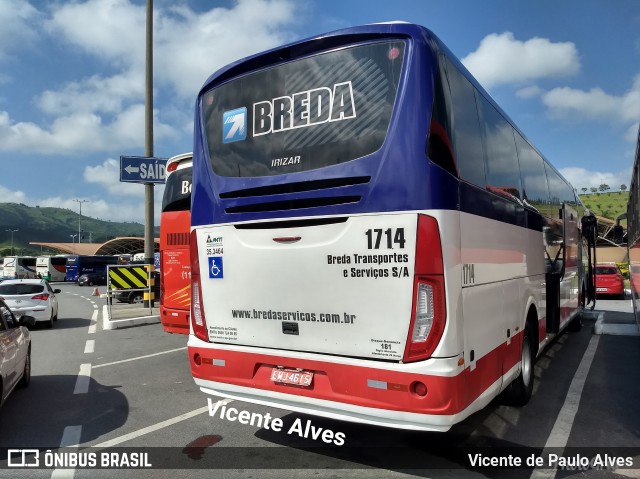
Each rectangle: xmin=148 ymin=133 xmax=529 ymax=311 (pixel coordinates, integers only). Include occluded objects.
xmin=209 ymin=257 xmax=224 ymax=279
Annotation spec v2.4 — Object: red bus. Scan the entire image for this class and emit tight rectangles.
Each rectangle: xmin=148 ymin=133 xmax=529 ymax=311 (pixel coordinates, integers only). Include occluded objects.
xmin=160 ymin=152 xmax=192 ymax=334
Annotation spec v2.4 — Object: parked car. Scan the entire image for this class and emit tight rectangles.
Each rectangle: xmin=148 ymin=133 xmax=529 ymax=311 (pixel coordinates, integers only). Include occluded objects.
xmin=77 ymin=272 xmax=107 ymax=286
xmin=113 ymin=272 xmax=160 ymax=304
xmin=595 ymin=263 xmax=625 ymax=299
xmin=0 ymin=298 xmax=35 ymax=407
xmin=0 ymin=279 xmax=60 ymax=328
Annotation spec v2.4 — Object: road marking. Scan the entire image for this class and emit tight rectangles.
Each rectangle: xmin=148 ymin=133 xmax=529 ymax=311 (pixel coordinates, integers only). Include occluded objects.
xmin=89 ymin=403 xmax=226 ymax=448
xmin=102 ymin=305 xmax=108 ymax=330
xmin=529 ymin=334 xmax=600 ymax=479
xmin=88 ymin=310 xmax=98 ymax=334
xmin=84 ymin=340 xmax=95 ymax=354
xmin=92 ymin=347 xmax=187 ymax=369
xmin=73 ymin=363 xmax=92 ymax=394
xmin=51 ymin=425 xmax=82 ymax=479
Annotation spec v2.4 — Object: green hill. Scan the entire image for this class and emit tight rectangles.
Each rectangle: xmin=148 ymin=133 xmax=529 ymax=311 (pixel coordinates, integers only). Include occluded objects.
xmin=0 ymin=203 xmax=156 ymax=256
xmin=578 ymin=191 xmax=628 ymax=224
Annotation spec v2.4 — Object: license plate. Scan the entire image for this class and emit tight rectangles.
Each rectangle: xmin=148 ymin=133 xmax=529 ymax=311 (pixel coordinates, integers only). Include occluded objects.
xmin=596 ymin=288 xmax=607 ymax=292
xmin=270 ymin=368 xmax=313 ymax=386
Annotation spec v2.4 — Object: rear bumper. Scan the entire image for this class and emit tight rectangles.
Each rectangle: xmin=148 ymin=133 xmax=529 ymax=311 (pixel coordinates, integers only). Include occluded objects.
xmin=160 ymin=306 xmax=190 ymax=334
xmin=596 ymin=283 xmax=624 ymax=295
xmin=187 ymin=339 xmax=502 ymax=432
xmin=11 ymin=306 xmax=51 ymax=322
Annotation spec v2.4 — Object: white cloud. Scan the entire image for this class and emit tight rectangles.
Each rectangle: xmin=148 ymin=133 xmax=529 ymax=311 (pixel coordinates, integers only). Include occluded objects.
xmin=516 ymin=85 xmax=543 ymax=99
xmin=560 ymin=167 xmax=632 ymax=192
xmin=462 ymin=32 xmax=580 ymax=89
xmin=37 ymin=72 xmax=144 ymax=116
xmin=0 ymin=0 xmax=41 ymax=61
xmin=542 ymin=87 xmax=621 ymax=120
xmin=46 ymin=0 xmax=299 ymax=100
xmin=84 ymin=158 xmax=142 ymax=197
xmin=46 ymin=0 xmax=145 ymax=67
xmin=542 ymin=74 xmax=640 ymax=125
xmin=0 ymin=105 xmax=175 ymax=154
xmin=0 ymin=0 xmax=299 ymax=155
xmin=155 ymin=0 xmax=299 ymax=98
xmin=0 ymin=185 xmax=28 ymax=203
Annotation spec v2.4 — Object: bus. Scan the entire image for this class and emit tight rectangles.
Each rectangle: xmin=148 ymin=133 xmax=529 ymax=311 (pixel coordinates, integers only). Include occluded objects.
xmin=3 ymin=256 xmax=37 ymax=279
xmin=187 ymin=22 xmax=597 ymax=432
xmin=36 ymin=256 xmax=68 ymax=282
xmin=160 ymin=152 xmax=192 ymax=334
xmin=65 ymin=255 xmax=119 ymax=282
xmin=628 ymin=125 xmax=640 ymax=315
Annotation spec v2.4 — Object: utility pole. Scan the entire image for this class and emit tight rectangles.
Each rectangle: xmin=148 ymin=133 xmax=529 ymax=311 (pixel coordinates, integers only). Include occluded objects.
xmin=144 ymin=0 xmax=154 ymax=266
xmin=6 ymin=229 xmax=18 ymax=255
xmin=73 ymin=199 xmax=89 ymax=243
xmin=144 ymin=0 xmax=155 ymax=307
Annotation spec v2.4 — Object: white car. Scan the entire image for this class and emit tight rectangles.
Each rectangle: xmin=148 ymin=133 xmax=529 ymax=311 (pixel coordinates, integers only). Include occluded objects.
xmin=0 ymin=298 xmax=35 ymax=406
xmin=0 ymin=279 xmax=60 ymax=328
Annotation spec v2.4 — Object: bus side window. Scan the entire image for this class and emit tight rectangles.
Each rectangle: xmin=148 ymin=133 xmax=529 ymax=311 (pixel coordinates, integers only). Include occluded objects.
xmin=475 ymin=93 xmax=522 ymax=202
xmin=443 ymin=57 xmax=486 ymax=188
xmin=514 ymin=133 xmax=550 ymax=214
xmin=427 ymin=58 xmax=457 ymax=177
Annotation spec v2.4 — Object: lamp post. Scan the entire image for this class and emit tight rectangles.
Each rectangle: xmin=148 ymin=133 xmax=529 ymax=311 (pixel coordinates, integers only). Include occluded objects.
xmin=70 ymin=234 xmax=77 ymax=244
xmin=5 ymin=229 xmax=18 ymax=255
xmin=73 ymin=199 xmax=89 ymax=243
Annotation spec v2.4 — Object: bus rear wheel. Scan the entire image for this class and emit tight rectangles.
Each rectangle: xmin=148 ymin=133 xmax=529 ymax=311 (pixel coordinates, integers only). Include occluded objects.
xmin=503 ymin=322 xmax=534 ymax=406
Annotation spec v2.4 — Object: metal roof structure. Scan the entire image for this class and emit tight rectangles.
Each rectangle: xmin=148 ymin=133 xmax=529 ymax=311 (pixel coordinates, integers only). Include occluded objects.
xmin=30 ymin=237 xmax=159 ymax=256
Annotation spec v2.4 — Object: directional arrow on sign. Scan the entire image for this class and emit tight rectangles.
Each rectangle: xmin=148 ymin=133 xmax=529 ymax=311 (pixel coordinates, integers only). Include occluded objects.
xmin=125 ymin=164 xmax=140 ymax=174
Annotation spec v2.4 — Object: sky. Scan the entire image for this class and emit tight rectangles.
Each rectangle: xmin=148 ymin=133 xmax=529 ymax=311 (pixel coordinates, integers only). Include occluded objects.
xmin=0 ymin=0 xmax=639 ymax=225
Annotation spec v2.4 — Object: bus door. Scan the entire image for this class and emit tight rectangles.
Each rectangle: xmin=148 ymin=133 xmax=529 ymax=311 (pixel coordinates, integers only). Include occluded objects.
xmin=546 ymin=202 xmax=581 ymax=334
xmin=545 ymin=205 xmax=567 ymax=335
xmin=581 ymin=214 xmax=598 ymax=309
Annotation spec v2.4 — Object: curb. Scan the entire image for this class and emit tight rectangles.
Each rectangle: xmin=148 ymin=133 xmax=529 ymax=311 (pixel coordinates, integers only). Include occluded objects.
xmin=594 ymin=311 xmax=640 ymax=336
xmin=103 ymin=314 xmax=160 ymax=330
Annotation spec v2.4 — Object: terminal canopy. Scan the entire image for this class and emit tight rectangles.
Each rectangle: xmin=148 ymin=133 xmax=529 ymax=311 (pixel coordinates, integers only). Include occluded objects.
xmin=30 ymin=237 xmax=160 ymax=256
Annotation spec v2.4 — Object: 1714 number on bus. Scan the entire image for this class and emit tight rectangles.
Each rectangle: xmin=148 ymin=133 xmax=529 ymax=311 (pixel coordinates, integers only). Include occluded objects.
xmin=365 ymin=228 xmax=406 ymax=250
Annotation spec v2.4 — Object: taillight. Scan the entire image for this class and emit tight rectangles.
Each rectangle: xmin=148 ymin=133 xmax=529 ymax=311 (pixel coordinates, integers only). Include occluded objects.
xmin=403 ymin=215 xmax=446 ymax=363
xmin=616 ymin=274 xmax=622 ymax=281
xmin=32 ymin=293 xmax=50 ymax=301
xmin=190 ymin=229 xmax=209 ymax=341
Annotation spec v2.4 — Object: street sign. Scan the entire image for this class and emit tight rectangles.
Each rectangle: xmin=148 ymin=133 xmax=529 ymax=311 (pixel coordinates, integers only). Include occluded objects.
xmin=120 ymin=156 xmax=168 ymax=184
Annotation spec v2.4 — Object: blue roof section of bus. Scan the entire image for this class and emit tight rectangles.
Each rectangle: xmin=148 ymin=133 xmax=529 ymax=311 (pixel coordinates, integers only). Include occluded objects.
xmin=198 ymin=23 xmax=432 ymax=93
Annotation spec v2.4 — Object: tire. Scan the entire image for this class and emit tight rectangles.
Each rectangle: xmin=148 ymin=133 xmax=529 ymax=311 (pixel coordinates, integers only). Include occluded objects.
xmin=46 ymin=311 xmax=54 ymax=329
xmin=567 ymin=313 xmax=583 ymax=332
xmin=18 ymin=350 xmax=31 ymax=389
xmin=503 ymin=322 xmax=535 ymax=406
xmin=130 ymin=293 xmax=144 ymax=305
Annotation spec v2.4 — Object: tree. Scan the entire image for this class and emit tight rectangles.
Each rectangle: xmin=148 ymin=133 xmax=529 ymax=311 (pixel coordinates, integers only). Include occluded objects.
xmin=621 ymin=184 xmax=627 ymax=192
xmin=581 ymin=187 xmax=588 ymax=194
xmin=599 ymin=183 xmax=610 ymax=192
xmin=590 ymin=187 xmax=598 ymax=194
